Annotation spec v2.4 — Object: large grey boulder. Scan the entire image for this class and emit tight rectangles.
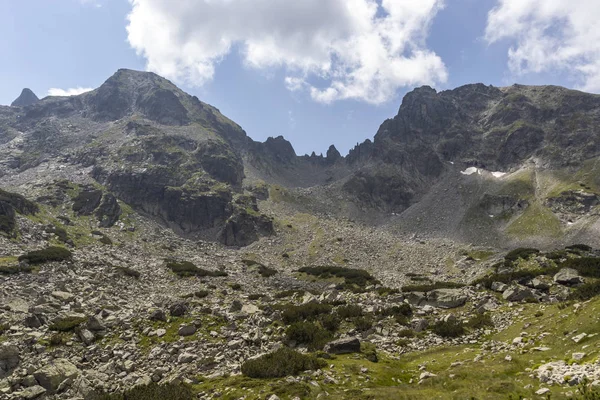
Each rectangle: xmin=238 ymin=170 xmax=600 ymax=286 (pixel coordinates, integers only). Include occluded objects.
xmin=324 ymin=337 xmax=361 ymax=354
xmin=425 ymin=289 xmax=468 ymax=309
xmin=554 ymin=268 xmax=584 ymax=286
xmin=491 ymin=282 xmax=508 ymax=293
xmin=34 ymin=359 xmax=79 ymax=392
xmin=0 ymin=344 xmax=20 ymax=377
xmin=502 ymin=285 xmax=537 ymax=302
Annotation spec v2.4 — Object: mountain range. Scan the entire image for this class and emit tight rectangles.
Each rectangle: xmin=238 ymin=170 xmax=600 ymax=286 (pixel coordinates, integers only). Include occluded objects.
xmin=2 ymin=68 xmax=600 ymax=249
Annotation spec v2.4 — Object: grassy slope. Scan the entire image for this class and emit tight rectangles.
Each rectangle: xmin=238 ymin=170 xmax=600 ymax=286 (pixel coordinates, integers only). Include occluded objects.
xmin=194 ymin=297 xmax=600 ymax=399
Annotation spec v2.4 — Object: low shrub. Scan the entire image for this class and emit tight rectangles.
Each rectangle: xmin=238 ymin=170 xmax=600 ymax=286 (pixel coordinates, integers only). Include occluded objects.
xmin=49 ymin=315 xmax=88 ymax=332
xmin=566 ymin=244 xmax=593 ymax=252
xmin=398 ymin=328 xmax=415 ymax=338
xmin=336 ymin=305 xmax=363 ymax=319
xmin=353 ymin=316 xmax=373 ymax=332
xmin=92 ymin=382 xmax=194 ymax=400
xmin=432 ymin=319 xmax=465 ymax=338
xmin=165 ymin=260 xmax=228 ymax=278
xmin=230 ymin=283 xmax=242 ymax=291
xmin=116 ymin=266 xmax=140 ymax=278
xmin=286 ymin=321 xmax=332 ymax=350
xmin=376 ymin=287 xmax=400 ymax=296
xmin=257 ymin=265 xmax=278 ymax=277
xmin=0 ymin=264 xmax=33 ymax=275
xmin=569 ymin=281 xmax=600 ymax=301
xmin=99 ymin=236 xmax=113 ymax=245
xmin=319 ymin=314 xmax=341 ymax=332
xmin=194 ymin=290 xmax=209 ymax=298
xmin=298 ymin=266 xmax=377 ymax=287
xmin=561 ymin=257 xmax=600 ymax=278
xmin=467 ymin=313 xmax=494 ymax=329
xmin=241 ymin=347 xmax=327 ymax=379
xmin=281 ymin=303 xmax=333 ymax=324
xmin=402 ymin=281 xmax=465 ymax=292
xmin=377 ymin=304 xmax=413 ymax=318
xmin=505 ymin=248 xmax=540 ymax=262
xmin=19 ymin=246 xmax=72 ymax=265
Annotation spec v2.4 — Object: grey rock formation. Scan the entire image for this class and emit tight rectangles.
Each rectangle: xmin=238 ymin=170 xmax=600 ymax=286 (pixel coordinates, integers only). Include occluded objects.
xmin=554 ymin=268 xmax=584 ymax=286
xmin=11 ymin=88 xmax=39 ymax=107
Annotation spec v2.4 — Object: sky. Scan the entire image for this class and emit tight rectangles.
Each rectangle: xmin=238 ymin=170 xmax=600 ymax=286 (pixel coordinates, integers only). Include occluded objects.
xmin=1 ymin=0 xmax=599 ymax=156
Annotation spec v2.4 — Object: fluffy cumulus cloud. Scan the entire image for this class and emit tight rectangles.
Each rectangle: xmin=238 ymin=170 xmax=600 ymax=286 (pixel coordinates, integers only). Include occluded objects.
xmin=126 ymin=0 xmax=448 ymax=104
xmin=485 ymin=0 xmax=600 ymax=92
xmin=47 ymin=87 xmax=94 ymax=96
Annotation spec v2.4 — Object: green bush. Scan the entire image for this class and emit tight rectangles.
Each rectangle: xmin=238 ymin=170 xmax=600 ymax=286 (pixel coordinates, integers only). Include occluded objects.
xmin=298 ymin=266 xmax=377 ymax=287
xmin=92 ymin=382 xmax=194 ymax=400
xmin=376 ymin=287 xmax=400 ymax=296
xmin=561 ymin=257 xmax=600 ymax=278
xmin=281 ymin=303 xmax=333 ymax=324
xmin=247 ymin=293 xmax=264 ymax=300
xmin=505 ymin=248 xmax=540 ymax=262
xmin=402 ymin=281 xmax=465 ymax=292
xmin=230 ymin=283 xmax=242 ymax=291
xmin=547 ymin=250 xmax=568 ymax=260
xmin=258 ymin=265 xmax=278 ymax=277
xmin=377 ymin=304 xmax=413 ymax=318
xmin=49 ymin=316 xmax=88 ymax=332
xmin=569 ymin=281 xmax=600 ymax=301
xmin=398 ymin=328 xmax=415 ymax=338
xmin=286 ymin=322 xmax=332 ymax=350
xmin=165 ymin=260 xmax=227 ymax=277
xmin=566 ymin=244 xmax=593 ymax=252
xmin=432 ymin=319 xmax=465 ymax=338
xmin=99 ymin=235 xmax=113 ymax=245
xmin=194 ymin=290 xmax=209 ymax=298
xmin=319 ymin=314 xmax=341 ymax=332
xmin=467 ymin=313 xmax=494 ymax=329
xmin=0 ymin=264 xmax=33 ymax=275
xmin=241 ymin=347 xmax=326 ymax=379
xmin=116 ymin=266 xmax=140 ymax=278
xmin=19 ymin=246 xmax=72 ymax=265
xmin=353 ymin=316 xmax=373 ymax=332
xmin=336 ymin=305 xmax=363 ymax=319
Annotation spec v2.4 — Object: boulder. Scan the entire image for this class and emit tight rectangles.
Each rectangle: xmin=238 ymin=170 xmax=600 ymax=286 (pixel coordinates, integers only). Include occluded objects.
xmin=324 ymin=337 xmax=361 ymax=354
xmin=411 ymin=318 xmax=429 ymax=332
xmin=404 ymin=292 xmax=426 ymax=307
xmin=0 ymin=344 xmax=20 ymax=377
xmin=169 ymin=303 xmax=188 ymax=317
xmin=554 ymin=268 xmax=584 ymax=286
xmin=149 ymin=309 xmax=167 ymax=322
xmin=178 ymin=324 xmax=197 ymax=337
xmin=16 ymin=385 xmax=46 ymax=399
xmin=491 ymin=282 xmax=508 ymax=293
xmin=502 ymin=285 xmax=536 ymax=302
xmin=426 ymin=289 xmax=467 ymax=309
xmin=78 ymin=329 xmax=96 ymax=345
xmin=34 ymin=358 xmax=79 ymax=392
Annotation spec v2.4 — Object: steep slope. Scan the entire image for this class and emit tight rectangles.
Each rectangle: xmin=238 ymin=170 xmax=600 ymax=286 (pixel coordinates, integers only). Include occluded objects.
xmin=0 ymin=69 xmax=275 ymax=246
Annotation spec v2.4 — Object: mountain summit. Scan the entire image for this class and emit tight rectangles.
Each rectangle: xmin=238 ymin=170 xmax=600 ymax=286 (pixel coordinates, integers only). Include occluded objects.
xmin=10 ymin=88 xmax=39 ymax=107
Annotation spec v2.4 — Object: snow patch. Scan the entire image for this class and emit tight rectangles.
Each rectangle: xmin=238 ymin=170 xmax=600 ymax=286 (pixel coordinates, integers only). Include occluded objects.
xmin=492 ymin=171 xmax=506 ymax=178
xmin=461 ymin=167 xmax=479 ymax=175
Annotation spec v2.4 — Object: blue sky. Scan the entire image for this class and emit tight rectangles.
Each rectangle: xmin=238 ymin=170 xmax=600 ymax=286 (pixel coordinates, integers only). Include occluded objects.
xmin=1 ymin=0 xmax=598 ymax=155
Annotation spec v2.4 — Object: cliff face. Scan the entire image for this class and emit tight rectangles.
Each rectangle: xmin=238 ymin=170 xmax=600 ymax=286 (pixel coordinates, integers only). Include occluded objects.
xmin=2 ymin=69 xmax=600 ymax=246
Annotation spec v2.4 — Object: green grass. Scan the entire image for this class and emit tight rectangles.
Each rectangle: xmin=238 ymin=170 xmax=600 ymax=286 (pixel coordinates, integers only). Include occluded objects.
xmin=506 ymin=202 xmax=562 ymax=238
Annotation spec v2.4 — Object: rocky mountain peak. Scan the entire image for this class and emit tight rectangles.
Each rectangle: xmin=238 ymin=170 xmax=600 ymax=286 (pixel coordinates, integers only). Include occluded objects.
xmin=85 ymin=68 xmax=190 ymax=125
xmin=10 ymin=88 xmax=39 ymax=107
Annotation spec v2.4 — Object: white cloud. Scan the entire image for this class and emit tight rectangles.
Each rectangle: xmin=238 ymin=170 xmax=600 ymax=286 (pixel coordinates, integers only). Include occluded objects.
xmin=47 ymin=87 xmax=94 ymax=97
xmin=485 ymin=0 xmax=600 ymax=92
xmin=126 ymin=0 xmax=448 ymax=104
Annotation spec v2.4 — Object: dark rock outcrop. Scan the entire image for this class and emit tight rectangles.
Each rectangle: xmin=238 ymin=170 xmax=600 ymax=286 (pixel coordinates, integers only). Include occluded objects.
xmin=11 ymin=88 xmax=39 ymax=107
